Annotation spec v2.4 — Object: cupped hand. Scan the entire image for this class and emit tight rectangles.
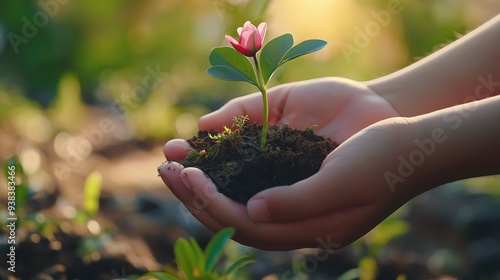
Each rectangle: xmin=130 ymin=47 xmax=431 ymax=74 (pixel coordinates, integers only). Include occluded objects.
xmin=197 ymin=77 xmax=400 ymax=142
xmin=159 ymin=77 xmax=408 ymax=250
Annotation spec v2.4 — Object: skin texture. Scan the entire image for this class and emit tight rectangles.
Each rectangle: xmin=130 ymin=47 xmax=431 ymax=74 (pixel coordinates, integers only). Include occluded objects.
xmin=158 ymin=15 xmax=500 ymax=250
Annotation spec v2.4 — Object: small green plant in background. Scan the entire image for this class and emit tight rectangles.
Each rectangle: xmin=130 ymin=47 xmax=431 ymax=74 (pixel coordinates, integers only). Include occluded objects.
xmin=134 ymin=227 xmax=254 ymax=280
xmin=1 ymin=157 xmax=58 ymax=237
xmin=3 ymin=157 xmax=30 ymax=219
xmin=75 ymin=170 xmax=103 ymax=224
xmin=75 ymin=170 xmax=115 ymax=259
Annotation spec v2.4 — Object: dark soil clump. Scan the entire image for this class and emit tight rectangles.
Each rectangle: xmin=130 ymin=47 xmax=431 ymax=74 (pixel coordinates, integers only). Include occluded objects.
xmin=179 ymin=122 xmax=339 ymax=204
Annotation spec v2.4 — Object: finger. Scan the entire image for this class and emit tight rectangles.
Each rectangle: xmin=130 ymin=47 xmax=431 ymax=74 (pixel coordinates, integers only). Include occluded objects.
xmin=158 ymin=162 xmax=223 ymax=231
xmin=246 ymin=149 xmax=379 ymax=223
xmin=199 ymin=93 xmax=264 ymax=131
xmin=198 ymin=84 xmax=291 ymax=131
xmin=234 ymin=202 xmax=387 ymax=251
xmin=163 ymin=139 xmax=193 ymax=161
xmin=158 ymin=161 xmax=192 ymax=202
xmin=181 ymin=167 xmax=248 ymax=223
xmin=182 ymin=168 xmax=349 ymax=246
xmin=183 ymin=166 xmax=385 ymax=250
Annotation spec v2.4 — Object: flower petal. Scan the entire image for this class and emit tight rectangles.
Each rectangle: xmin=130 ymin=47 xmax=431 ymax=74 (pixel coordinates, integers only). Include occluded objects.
xmin=239 ymin=29 xmax=256 ymax=52
xmin=226 ymin=21 xmax=266 ymax=57
xmin=257 ymin=22 xmax=267 ymax=43
xmin=226 ymin=35 xmax=252 ymax=56
xmin=232 ymin=44 xmax=252 ymax=56
xmin=225 ymin=35 xmax=239 ymax=46
xmin=243 ymin=21 xmax=252 ymax=28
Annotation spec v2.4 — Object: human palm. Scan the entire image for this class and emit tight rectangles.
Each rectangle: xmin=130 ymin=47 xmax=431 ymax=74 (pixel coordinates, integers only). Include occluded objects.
xmin=196 ymin=77 xmax=400 ymax=143
xmin=159 ymin=77 xmax=403 ymax=249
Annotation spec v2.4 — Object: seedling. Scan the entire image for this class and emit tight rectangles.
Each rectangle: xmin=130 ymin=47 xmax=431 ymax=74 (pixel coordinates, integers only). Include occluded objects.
xmin=133 ymin=227 xmax=254 ymax=280
xmin=206 ymin=21 xmax=327 ymax=149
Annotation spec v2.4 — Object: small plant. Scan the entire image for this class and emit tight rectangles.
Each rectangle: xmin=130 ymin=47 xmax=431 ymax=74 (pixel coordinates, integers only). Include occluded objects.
xmin=206 ymin=21 xmax=327 ymax=149
xmin=3 ymin=157 xmax=29 ymax=219
xmin=208 ymin=115 xmax=249 ymax=142
xmin=175 ymin=22 xmax=336 ymax=205
xmin=134 ymin=227 xmax=254 ymax=280
xmin=75 ymin=170 xmax=103 ymax=224
xmin=185 ymin=115 xmax=251 ymax=164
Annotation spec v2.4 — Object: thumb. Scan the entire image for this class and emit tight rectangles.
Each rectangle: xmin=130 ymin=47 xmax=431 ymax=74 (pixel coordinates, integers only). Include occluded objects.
xmin=198 ymin=84 xmax=292 ymax=131
xmin=198 ymin=92 xmax=264 ymax=131
xmin=246 ymin=172 xmax=346 ymax=223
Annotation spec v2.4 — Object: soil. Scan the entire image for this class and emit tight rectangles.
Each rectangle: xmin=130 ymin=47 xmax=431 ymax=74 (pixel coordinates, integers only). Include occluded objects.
xmin=1 ymin=227 xmax=147 ymax=280
xmin=178 ymin=122 xmax=339 ymax=204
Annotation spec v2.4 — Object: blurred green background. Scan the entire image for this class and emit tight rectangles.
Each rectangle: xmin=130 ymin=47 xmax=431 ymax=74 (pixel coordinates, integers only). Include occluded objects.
xmin=1 ymin=1 xmax=500 ymax=279
xmin=0 ymin=0 xmax=498 ymax=140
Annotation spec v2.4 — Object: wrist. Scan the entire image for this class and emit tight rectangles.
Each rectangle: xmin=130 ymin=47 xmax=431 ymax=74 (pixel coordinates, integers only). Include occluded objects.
xmin=405 ymin=96 xmax=500 ymax=191
xmin=365 ymin=15 xmax=500 ymax=117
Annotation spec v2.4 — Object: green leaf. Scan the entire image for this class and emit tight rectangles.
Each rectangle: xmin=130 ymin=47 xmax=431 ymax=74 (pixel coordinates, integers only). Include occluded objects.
xmin=359 ymin=256 xmax=377 ymax=280
xmin=3 ymin=157 xmax=29 ymax=213
xmin=174 ymin=238 xmax=196 ymax=280
xmin=280 ymin=39 xmax=327 ymax=65
xmin=208 ymin=47 xmax=257 ymax=86
xmin=204 ymin=227 xmax=235 ymax=274
xmin=337 ymin=268 xmax=360 ymax=280
xmin=136 ymin=272 xmax=182 ymax=280
xmin=189 ymin=237 xmax=206 ymax=274
xmin=259 ymin=33 xmax=294 ymax=85
xmin=206 ymin=65 xmax=257 ymax=85
xmin=3 ymin=157 xmax=24 ymax=179
xmin=15 ymin=183 xmax=29 ymax=213
xmin=83 ymin=171 xmax=102 ymax=217
xmin=220 ymin=254 xmax=255 ymax=277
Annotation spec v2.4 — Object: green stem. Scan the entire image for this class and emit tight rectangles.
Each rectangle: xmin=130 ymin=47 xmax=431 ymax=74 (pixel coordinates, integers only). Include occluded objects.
xmin=253 ymin=55 xmax=268 ymax=150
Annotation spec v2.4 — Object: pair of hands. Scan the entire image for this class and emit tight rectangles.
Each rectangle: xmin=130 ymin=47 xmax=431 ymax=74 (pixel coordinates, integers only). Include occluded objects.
xmin=159 ymin=77 xmax=420 ymax=250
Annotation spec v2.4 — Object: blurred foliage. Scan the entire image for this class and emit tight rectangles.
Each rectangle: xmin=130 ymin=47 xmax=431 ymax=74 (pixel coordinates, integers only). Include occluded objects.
xmin=1 ymin=0 xmax=499 ymax=141
xmin=0 ymin=1 xmax=500 ymax=278
xmin=134 ymin=228 xmax=255 ymax=280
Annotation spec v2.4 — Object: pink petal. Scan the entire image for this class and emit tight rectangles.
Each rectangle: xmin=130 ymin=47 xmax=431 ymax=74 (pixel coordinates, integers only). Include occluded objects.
xmin=232 ymin=43 xmax=252 ymax=56
xmin=239 ymin=29 xmax=255 ymax=49
xmin=239 ymin=28 xmax=253 ymax=42
xmin=226 ymin=35 xmax=252 ymax=56
xmin=225 ymin=35 xmax=239 ymax=46
xmin=253 ymin=31 xmax=261 ymax=50
xmin=257 ymin=22 xmax=267 ymax=43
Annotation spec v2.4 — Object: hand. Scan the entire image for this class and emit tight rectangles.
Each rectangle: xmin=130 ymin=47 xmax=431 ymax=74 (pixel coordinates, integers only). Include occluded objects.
xmin=200 ymin=77 xmax=400 ymax=142
xmin=159 ymin=77 xmax=404 ymax=249
xmin=162 ymin=77 xmax=399 ymax=162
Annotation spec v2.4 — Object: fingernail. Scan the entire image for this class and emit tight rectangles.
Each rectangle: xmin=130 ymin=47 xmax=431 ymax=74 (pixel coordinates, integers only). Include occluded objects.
xmin=158 ymin=161 xmax=185 ymax=187
xmin=247 ymin=198 xmax=272 ymax=222
xmin=157 ymin=161 xmax=167 ymax=176
xmin=157 ymin=162 xmax=171 ymax=186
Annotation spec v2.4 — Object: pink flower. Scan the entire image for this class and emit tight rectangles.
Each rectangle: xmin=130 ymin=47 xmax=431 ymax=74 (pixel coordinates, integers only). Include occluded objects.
xmin=225 ymin=21 xmax=267 ymax=57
